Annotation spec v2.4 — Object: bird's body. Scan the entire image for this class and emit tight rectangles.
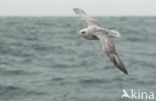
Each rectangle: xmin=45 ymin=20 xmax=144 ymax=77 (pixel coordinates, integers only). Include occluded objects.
xmin=73 ymin=8 xmax=128 ymax=74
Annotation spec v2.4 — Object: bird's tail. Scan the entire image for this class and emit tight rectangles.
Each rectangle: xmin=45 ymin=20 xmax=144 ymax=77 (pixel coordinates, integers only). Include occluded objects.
xmin=108 ymin=30 xmax=121 ymax=38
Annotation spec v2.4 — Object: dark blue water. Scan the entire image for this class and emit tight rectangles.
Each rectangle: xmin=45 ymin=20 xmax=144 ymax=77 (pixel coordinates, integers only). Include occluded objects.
xmin=0 ymin=17 xmax=156 ymax=101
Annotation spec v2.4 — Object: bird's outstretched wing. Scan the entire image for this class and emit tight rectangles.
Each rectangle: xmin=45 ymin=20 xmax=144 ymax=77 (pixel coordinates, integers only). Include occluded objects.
xmin=73 ymin=8 xmax=100 ymax=26
xmin=94 ymin=31 xmax=128 ymax=74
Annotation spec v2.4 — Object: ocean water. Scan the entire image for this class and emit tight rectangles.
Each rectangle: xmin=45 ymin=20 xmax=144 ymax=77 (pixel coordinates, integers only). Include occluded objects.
xmin=0 ymin=17 xmax=156 ymax=101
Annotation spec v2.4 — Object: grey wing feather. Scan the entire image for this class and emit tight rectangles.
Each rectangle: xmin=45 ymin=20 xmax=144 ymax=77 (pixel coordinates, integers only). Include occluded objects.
xmin=94 ymin=32 xmax=128 ymax=74
xmin=73 ymin=8 xmax=100 ymax=26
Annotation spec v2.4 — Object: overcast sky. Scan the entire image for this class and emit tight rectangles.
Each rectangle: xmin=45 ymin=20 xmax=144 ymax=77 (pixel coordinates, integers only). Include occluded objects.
xmin=0 ymin=0 xmax=155 ymax=16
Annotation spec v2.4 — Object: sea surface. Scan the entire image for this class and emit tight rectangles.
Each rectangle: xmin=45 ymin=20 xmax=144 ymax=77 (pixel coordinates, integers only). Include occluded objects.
xmin=0 ymin=17 xmax=156 ymax=101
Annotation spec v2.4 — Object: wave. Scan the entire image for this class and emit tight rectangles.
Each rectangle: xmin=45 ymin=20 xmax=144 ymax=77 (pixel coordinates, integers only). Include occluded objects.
xmin=0 ymin=84 xmax=46 ymax=100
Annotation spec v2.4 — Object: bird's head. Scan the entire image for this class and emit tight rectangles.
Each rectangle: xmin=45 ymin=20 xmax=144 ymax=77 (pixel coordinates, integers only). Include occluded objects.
xmin=109 ymin=30 xmax=121 ymax=38
xmin=79 ymin=28 xmax=89 ymax=37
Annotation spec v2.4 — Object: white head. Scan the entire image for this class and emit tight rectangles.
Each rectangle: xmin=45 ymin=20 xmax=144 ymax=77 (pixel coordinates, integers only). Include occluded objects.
xmin=109 ymin=30 xmax=121 ymax=38
xmin=79 ymin=28 xmax=89 ymax=37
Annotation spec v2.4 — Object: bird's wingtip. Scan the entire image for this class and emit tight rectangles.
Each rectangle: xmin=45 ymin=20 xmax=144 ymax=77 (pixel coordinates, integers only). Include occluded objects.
xmin=73 ymin=8 xmax=79 ymax=11
xmin=124 ymin=70 xmax=128 ymax=75
xmin=108 ymin=53 xmax=128 ymax=75
xmin=118 ymin=63 xmax=128 ymax=75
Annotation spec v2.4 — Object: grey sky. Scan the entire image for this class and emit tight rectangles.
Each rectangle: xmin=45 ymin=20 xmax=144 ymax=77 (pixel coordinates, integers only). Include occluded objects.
xmin=0 ymin=0 xmax=155 ymax=16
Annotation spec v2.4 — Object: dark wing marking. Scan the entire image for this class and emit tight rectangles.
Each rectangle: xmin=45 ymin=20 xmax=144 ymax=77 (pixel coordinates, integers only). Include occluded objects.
xmin=94 ymin=31 xmax=128 ymax=74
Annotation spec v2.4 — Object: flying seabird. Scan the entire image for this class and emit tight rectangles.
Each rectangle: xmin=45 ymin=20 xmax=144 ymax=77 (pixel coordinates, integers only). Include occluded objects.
xmin=73 ymin=8 xmax=128 ymax=74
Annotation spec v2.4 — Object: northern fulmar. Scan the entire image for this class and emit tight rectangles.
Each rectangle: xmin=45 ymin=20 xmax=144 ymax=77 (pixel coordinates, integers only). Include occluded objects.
xmin=73 ymin=8 xmax=128 ymax=74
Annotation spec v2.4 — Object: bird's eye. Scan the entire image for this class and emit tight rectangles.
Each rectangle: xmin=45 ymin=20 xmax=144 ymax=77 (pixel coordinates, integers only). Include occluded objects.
xmin=81 ymin=31 xmax=86 ymax=34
